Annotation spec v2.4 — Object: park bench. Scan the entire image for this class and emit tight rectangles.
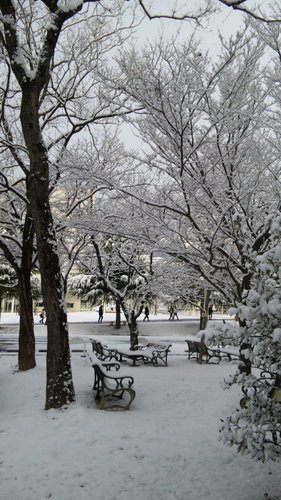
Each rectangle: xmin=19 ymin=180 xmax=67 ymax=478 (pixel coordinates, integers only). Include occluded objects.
xmin=91 ymin=339 xmax=118 ymax=362
xmin=185 ymin=337 xmax=239 ymax=364
xmin=92 ymin=361 xmax=135 ymax=410
xmin=115 ymin=342 xmax=172 ymax=367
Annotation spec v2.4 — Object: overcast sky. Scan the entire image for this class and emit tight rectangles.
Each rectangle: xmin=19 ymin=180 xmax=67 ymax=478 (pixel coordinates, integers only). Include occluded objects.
xmin=118 ymin=3 xmax=243 ymax=150
xmin=117 ymin=0 xmax=274 ymax=150
xmin=131 ymin=1 xmax=245 ymax=54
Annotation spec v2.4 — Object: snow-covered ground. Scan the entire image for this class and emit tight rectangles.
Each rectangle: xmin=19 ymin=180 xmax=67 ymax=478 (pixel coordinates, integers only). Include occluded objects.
xmin=0 ymin=315 xmax=280 ymax=500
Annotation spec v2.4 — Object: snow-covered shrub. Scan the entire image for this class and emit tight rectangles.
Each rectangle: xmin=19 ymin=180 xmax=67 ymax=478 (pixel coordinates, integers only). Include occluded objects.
xmin=219 ymin=216 xmax=281 ymax=461
xmin=197 ymin=320 xmax=241 ymax=347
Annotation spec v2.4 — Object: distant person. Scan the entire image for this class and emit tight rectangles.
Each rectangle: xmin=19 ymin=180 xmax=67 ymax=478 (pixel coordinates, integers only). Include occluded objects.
xmin=39 ymin=308 xmax=45 ymax=324
xmin=208 ymin=305 xmax=213 ymax=320
xmin=168 ymin=305 xmax=174 ymax=320
xmin=143 ymin=306 xmax=150 ymax=321
xmin=173 ymin=306 xmax=179 ymax=320
xmin=98 ymin=305 xmax=103 ymax=323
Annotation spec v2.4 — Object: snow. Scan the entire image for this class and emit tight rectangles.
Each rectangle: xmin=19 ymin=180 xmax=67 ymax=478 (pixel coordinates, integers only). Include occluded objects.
xmin=0 ymin=313 xmax=280 ymax=500
xmin=57 ymin=0 xmax=84 ymax=13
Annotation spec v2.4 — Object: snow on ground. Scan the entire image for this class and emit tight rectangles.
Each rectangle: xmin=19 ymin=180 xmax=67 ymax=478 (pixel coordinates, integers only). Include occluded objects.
xmin=0 ymin=314 xmax=280 ymax=500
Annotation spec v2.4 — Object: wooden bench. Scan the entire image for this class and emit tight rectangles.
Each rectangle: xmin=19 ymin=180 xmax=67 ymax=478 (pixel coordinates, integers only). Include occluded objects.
xmin=185 ymin=338 xmax=239 ymax=364
xmin=91 ymin=339 xmax=118 ymax=362
xmin=115 ymin=343 xmax=172 ymax=367
xmin=92 ymin=362 xmax=135 ymax=410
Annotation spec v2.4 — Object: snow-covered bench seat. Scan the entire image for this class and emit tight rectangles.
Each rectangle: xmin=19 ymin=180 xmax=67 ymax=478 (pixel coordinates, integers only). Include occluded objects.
xmin=115 ymin=342 xmax=172 ymax=367
xmin=92 ymin=361 xmax=135 ymax=410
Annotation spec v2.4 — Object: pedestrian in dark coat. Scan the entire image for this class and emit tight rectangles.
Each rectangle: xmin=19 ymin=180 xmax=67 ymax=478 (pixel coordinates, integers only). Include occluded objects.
xmin=143 ymin=305 xmax=150 ymax=321
xmin=98 ymin=305 xmax=103 ymax=323
xmin=39 ymin=308 xmax=46 ymax=324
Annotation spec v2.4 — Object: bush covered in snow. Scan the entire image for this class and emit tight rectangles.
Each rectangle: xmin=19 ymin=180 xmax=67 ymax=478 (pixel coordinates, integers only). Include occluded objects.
xmin=219 ymin=216 xmax=281 ymax=461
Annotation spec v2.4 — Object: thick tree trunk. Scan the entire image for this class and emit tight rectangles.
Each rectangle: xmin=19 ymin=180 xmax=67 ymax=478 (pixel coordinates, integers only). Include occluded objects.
xmin=18 ymin=274 xmax=36 ymax=370
xmin=115 ymin=298 xmax=121 ymax=329
xmin=21 ymin=87 xmax=75 ymax=409
xmin=120 ymin=302 xmax=140 ymax=349
xmin=199 ymin=289 xmax=211 ymax=330
xmin=18 ymin=209 xmax=36 ymax=370
xmin=115 ymin=299 xmax=121 ymax=330
xmin=128 ymin=310 xmax=139 ymax=350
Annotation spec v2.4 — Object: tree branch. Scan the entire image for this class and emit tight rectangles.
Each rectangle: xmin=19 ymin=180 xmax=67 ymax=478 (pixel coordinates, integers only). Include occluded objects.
xmin=138 ymin=0 xmax=214 ymax=23
xmin=218 ymin=0 xmax=281 ymax=23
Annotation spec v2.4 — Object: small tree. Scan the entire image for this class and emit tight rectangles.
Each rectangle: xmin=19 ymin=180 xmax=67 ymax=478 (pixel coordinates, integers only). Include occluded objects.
xmin=91 ymin=234 xmax=153 ymax=348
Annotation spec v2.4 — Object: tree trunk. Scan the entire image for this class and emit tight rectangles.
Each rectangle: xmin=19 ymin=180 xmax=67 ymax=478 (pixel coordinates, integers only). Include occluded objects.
xmin=239 ymin=275 xmax=252 ymax=376
xmin=115 ymin=298 xmax=121 ymax=329
xmin=128 ymin=310 xmax=139 ymax=350
xmin=21 ymin=87 xmax=75 ymax=409
xmin=199 ymin=289 xmax=211 ymax=330
xmin=198 ymin=334 xmax=205 ymax=365
xmin=18 ymin=208 xmax=36 ymax=370
xmin=239 ymin=319 xmax=252 ymax=376
xmin=18 ymin=273 xmax=36 ymax=370
xmin=120 ymin=302 xmax=140 ymax=349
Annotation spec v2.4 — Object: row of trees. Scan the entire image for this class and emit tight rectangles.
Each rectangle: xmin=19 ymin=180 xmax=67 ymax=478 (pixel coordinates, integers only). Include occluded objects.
xmin=0 ymin=0 xmax=281 ymax=459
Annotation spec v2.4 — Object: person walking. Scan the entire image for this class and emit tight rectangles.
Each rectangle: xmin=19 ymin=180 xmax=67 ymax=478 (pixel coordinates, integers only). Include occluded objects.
xmin=98 ymin=305 xmax=103 ymax=323
xmin=143 ymin=305 xmax=150 ymax=321
xmin=39 ymin=308 xmax=45 ymax=324
xmin=168 ymin=305 xmax=174 ymax=320
xmin=208 ymin=305 xmax=213 ymax=320
xmin=173 ymin=305 xmax=179 ymax=320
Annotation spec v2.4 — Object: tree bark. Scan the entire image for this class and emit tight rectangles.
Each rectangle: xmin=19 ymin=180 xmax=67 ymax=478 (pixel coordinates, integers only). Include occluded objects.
xmin=128 ymin=310 xmax=139 ymax=350
xmin=239 ymin=274 xmax=252 ymax=376
xmin=199 ymin=289 xmax=211 ymax=330
xmin=239 ymin=321 xmax=252 ymax=376
xmin=0 ymin=209 xmax=36 ymax=370
xmin=115 ymin=298 xmax=121 ymax=329
xmin=18 ymin=273 xmax=36 ymax=370
xmin=18 ymin=209 xmax=36 ymax=370
xmin=120 ymin=302 xmax=142 ymax=349
xmin=21 ymin=86 xmax=75 ymax=408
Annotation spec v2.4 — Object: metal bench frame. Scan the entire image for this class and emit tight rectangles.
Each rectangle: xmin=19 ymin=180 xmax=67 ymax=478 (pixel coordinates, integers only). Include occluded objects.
xmin=92 ymin=362 xmax=135 ymax=410
xmin=115 ymin=343 xmax=172 ymax=367
xmin=185 ymin=339 xmax=238 ymax=364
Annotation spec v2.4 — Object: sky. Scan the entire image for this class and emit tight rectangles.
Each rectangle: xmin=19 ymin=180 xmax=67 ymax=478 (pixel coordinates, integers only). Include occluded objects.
xmin=118 ymin=0 xmax=246 ymax=150
xmin=131 ymin=1 xmax=245 ymax=51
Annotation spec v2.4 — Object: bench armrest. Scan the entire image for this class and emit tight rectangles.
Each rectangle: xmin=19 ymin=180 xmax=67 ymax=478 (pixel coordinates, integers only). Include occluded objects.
xmin=101 ymin=362 xmax=120 ymax=372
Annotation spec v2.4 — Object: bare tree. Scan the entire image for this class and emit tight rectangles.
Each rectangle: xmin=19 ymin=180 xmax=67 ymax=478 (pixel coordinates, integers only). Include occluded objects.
xmin=0 ymin=0 xmax=136 ymax=409
xmin=114 ymin=32 xmax=277 ymax=305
